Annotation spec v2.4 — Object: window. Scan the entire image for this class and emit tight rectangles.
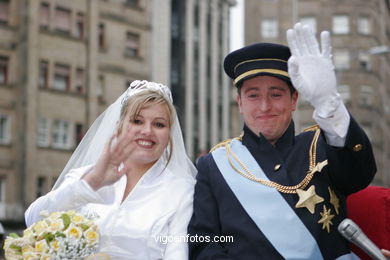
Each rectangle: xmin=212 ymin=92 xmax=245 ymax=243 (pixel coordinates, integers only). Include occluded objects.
xmin=52 ymin=120 xmax=70 ymax=149
xmin=40 ymin=3 xmax=50 ymax=29
xmin=0 ymin=176 xmax=5 ymax=218
xmin=359 ymin=85 xmax=373 ymax=106
xmin=39 ymin=60 xmax=49 ymax=88
xmin=0 ymin=114 xmax=10 ymax=144
xmin=171 ymin=59 xmax=179 ymax=85
xmin=358 ymin=16 xmax=370 ymax=35
xmin=299 ymin=17 xmax=317 ymax=34
xmin=332 ymin=15 xmax=349 ymax=34
xmin=338 ymin=85 xmax=350 ymax=103
xmin=98 ymin=75 xmax=105 ymax=102
xmin=0 ymin=177 xmax=5 ymax=204
xmin=125 ymin=32 xmax=140 ymax=57
xmin=53 ymin=64 xmax=70 ymax=91
xmin=55 ymin=7 xmax=71 ymax=33
xmin=333 ymin=50 xmax=350 ymax=70
xmin=75 ymin=68 xmax=84 ymax=93
xmin=75 ymin=13 xmax=84 ymax=39
xmin=261 ymin=19 xmax=278 ymax=39
xmin=171 ymin=13 xmax=179 ymax=38
xmin=36 ymin=177 xmax=47 ymax=198
xmin=37 ymin=117 xmax=50 ymax=147
xmin=358 ymin=51 xmax=371 ymax=71
xmin=0 ymin=0 xmax=9 ymax=24
xmin=99 ymin=23 xmax=105 ymax=49
xmin=193 ymin=27 xmax=200 ymax=43
xmin=75 ymin=123 xmax=83 ymax=145
xmin=125 ymin=0 xmax=139 ymax=7
xmin=0 ymin=56 xmax=8 ymax=84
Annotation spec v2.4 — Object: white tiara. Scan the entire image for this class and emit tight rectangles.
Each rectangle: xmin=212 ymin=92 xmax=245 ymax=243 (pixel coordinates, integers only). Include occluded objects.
xmin=121 ymin=80 xmax=173 ymax=105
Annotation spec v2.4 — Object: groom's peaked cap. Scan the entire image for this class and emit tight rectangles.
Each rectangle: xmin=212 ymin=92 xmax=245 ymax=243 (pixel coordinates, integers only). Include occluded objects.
xmin=224 ymin=42 xmax=292 ymax=88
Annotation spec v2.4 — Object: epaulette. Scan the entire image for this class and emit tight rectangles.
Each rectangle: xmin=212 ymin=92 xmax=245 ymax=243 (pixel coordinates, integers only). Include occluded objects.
xmin=210 ymin=132 xmax=244 ymax=152
xmin=210 ymin=138 xmax=233 ymax=152
xmin=303 ymin=124 xmax=320 ymax=132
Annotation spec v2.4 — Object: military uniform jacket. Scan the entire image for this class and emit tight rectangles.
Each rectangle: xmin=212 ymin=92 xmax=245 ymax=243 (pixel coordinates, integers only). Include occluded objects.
xmin=188 ymin=117 xmax=376 ymax=260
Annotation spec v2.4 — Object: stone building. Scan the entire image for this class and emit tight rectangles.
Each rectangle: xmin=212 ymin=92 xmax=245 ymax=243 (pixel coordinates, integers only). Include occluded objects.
xmin=141 ymin=0 xmax=237 ymax=159
xmin=169 ymin=0 xmax=237 ymax=159
xmin=243 ymin=0 xmax=390 ymax=186
xmin=0 ymin=0 xmax=153 ymax=223
xmin=0 ymin=0 xmax=238 ymax=227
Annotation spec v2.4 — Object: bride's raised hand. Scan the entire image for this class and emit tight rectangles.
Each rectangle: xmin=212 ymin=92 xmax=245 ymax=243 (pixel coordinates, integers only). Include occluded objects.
xmin=83 ymin=126 xmax=135 ymax=190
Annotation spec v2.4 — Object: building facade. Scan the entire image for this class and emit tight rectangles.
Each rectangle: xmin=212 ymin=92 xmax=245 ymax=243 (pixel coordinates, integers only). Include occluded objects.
xmin=0 ymin=0 xmax=153 ymax=223
xmin=0 ymin=0 xmax=238 ymax=226
xmin=243 ymin=0 xmax=390 ymax=186
xmin=169 ymin=0 xmax=236 ymax=159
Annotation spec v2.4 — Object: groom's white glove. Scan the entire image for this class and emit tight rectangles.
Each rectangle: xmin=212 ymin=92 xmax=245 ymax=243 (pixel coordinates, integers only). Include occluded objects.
xmin=287 ymin=23 xmax=350 ymax=146
xmin=286 ymin=23 xmax=340 ymax=118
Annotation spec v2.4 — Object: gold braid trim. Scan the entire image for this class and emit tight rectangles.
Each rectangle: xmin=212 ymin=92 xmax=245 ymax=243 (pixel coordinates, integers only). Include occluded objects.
xmin=303 ymin=124 xmax=320 ymax=132
xmin=210 ymin=138 xmax=234 ymax=153
xmin=210 ymin=132 xmax=244 ymax=152
xmin=225 ymin=129 xmax=323 ymax=194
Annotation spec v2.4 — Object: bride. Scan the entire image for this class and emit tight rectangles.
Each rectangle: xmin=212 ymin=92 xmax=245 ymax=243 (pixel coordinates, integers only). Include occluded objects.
xmin=25 ymin=80 xmax=197 ymax=259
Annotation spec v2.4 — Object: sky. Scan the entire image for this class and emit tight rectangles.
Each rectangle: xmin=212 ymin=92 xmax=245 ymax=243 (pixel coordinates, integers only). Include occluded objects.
xmin=229 ymin=0 xmax=244 ymax=52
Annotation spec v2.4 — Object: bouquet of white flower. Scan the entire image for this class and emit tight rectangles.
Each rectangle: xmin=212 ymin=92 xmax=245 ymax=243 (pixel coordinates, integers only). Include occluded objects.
xmin=3 ymin=210 xmax=100 ymax=260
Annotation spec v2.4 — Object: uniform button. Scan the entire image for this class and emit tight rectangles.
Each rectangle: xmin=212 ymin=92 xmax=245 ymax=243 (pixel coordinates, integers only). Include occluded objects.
xmin=353 ymin=144 xmax=362 ymax=152
xmin=274 ymin=164 xmax=281 ymax=171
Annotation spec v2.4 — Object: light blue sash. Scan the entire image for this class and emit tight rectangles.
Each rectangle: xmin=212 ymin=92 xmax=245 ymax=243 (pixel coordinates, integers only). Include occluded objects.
xmin=212 ymin=139 xmax=323 ymax=259
xmin=212 ymin=139 xmax=360 ymax=260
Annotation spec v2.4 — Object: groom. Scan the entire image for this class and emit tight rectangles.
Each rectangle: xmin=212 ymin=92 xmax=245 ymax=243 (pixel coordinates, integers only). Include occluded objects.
xmin=187 ymin=23 xmax=376 ymax=259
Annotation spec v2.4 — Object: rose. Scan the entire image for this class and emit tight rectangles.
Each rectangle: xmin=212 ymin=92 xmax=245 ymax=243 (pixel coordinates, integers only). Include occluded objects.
xmin=4 ymin=210 xmax=100 ymax=259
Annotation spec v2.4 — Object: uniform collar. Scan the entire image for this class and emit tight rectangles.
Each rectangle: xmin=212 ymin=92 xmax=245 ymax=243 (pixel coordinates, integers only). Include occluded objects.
xmin=242 ymin=121 xmax=295 ymax=149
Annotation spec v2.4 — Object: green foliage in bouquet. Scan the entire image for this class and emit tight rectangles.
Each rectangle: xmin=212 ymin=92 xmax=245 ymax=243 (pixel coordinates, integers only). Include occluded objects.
xmin=4 ymin=210 xmax=100 ymax=260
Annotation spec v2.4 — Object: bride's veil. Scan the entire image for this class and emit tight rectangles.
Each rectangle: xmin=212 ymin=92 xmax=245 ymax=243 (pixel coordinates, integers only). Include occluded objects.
xmin=52 ymin=80 xmax=197 ymax=190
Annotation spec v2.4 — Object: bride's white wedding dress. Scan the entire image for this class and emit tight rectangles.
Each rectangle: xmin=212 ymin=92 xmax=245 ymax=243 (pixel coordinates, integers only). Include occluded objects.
xmin=25 ymin=158 xmax=194 ymax=260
